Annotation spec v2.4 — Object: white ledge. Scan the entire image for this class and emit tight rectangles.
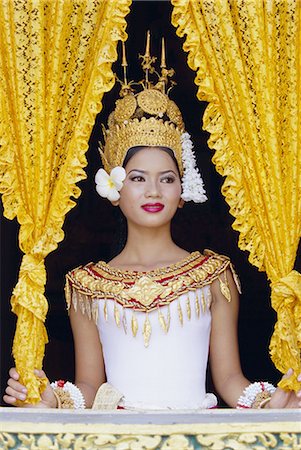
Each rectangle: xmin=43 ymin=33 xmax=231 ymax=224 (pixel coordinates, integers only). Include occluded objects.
xmin=0 ymin=407 xmax=300 ymax=425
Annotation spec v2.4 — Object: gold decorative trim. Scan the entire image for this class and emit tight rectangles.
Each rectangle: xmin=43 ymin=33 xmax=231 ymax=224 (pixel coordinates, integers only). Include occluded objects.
xmin=0 ymin=432 xmax=299 ymax=450
xmin=0 ymin=413 xmax=300 ymax=450
xmin=65 ymin=250 xmax=241 ymax=346
xmin=66 ymin=250 xmax=240 ymax=312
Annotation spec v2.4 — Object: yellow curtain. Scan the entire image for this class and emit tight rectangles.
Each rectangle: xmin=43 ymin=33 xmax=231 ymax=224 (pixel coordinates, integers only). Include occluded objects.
xmin=0 ymin=0 xmax=131 ymax=404
xmin=171 ymin=0 xmax=301 ymax=391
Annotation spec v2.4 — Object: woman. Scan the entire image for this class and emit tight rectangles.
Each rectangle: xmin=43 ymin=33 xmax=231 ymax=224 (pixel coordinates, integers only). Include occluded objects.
xmin=3 ymin=64 xmax=301 ymax=410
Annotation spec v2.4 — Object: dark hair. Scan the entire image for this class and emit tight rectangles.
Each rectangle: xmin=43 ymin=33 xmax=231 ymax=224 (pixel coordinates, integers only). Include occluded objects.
xmin=123 ymin=146 xmax=180 ymax=175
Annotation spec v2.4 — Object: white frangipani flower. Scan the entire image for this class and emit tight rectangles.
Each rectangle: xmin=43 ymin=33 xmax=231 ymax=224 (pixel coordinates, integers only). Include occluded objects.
xmin=95 ymin=166 xmax=126 ymax=202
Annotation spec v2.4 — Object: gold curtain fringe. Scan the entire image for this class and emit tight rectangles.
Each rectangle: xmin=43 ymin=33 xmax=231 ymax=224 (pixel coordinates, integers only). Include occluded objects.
xmin=270 ymin=271 xmax=301 ymax=392
xmin=49 ymin=0 xmax=132 ymax=255
xmin=0 ymin=0 xmax=131 ymax=255
xmin=171 ymin=1 xmax=265 ymax=272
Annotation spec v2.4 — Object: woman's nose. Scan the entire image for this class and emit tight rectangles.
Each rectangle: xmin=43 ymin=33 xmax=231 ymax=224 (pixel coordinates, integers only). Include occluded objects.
xmin=145 ymin=179 xmax=162 ymax=198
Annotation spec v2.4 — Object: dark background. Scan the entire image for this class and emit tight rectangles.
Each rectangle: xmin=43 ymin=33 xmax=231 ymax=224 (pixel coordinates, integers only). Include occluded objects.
xmin=1 ymin=1 xmax=297 ymax=406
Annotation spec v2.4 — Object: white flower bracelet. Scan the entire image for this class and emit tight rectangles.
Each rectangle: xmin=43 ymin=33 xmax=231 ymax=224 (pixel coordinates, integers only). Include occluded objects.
xmin=50 ymin=380 xmax=86 ymax=409
xmin=236 ymin=381 xmax=276 ymax=409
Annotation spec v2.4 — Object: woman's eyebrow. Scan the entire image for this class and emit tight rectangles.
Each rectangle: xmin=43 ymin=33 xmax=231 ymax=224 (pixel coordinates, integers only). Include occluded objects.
xmin=127 ymin=169 xmax=147 ymax=174
xmin=127 ymin=169 xmax=177 ymax=175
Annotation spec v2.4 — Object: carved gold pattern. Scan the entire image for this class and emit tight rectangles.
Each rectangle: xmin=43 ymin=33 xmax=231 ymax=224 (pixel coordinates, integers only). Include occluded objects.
xmin=122 ymin=275 xmax=165 ymax=306
xmin=0 ymin=431 xmax=300 ymax=450
xmin=196 ymin=433 xmax=290 ymax=449
xmin=114 ymin=94 xmax=137 ymax=122
xmin=166 ymin=99 xmax=184 ymax=129
xmin=137 ymin=88 xmax=168 ymax=115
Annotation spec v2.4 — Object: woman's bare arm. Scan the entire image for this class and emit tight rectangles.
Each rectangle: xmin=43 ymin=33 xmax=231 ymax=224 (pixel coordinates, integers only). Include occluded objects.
xmin=209 ymin=269 xmax=249 ymax=407
xmin=209 ymin=269 xmax=301 ymax=408
xmin=69 ymin=305 xmax=106 ymax=408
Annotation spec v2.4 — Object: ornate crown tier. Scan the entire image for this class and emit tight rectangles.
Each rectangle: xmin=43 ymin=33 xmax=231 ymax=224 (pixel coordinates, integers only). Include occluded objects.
xmin=103 ymin=112 xmax=184 ymax=175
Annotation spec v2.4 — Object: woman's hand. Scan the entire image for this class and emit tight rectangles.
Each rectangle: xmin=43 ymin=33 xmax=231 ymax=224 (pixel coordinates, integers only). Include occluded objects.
xmin=267 ymin=369 xmax=301 ymax=409
xmin=3 ymin=368 xmax=57 ymax=408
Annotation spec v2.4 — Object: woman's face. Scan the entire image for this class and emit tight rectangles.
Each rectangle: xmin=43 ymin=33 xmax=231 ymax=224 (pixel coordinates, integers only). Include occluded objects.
xmin=118 ymin=147 xmax=183 ymax=229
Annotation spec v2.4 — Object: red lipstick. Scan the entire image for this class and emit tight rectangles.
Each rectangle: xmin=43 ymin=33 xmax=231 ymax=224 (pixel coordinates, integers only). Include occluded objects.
xmin=141 ymin=203 xmax=164 ymax=213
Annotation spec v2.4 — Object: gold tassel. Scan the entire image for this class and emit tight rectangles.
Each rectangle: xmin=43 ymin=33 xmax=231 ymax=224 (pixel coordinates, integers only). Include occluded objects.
xmin=131 ymin=311 xmax=138 ymax=337
xmin=195 ymin=291 xmax=200 ymax=318
xmin=72 ymin=289 xmax=78 ymax=312
xmin=80 ymin=294 xmax=86 ymax=316
xmin=177 ymin=298 xmax=183 ymax=326
xmin=92 ymin=300 xmax=98 ymax=324
xmin=85 ymin=297 xmax=92 ymax=320
xmin=201 ymin=289 xmax=206 ymax=313
xmin=64 ymin=280 xmax=71 ymax=310
xmin=207 ymin=287 xmax=212 ymax=307
xmin=103 ymin=299 xmax=108 ymax=322
xmin=218 ymin=273 xmax=231 ymax=302
xmin=167 ymin=305 xmax=171 ymax=331
xmin=186 ymin=295 xmax=191 ymax=320
xmin=122 ymin=308 xmax=127 ymax=334
xmin=143 ymin=313 xmax=151 ymax=347
xmin=114 ymin=302 xmax=121 ymax=327
xmin=158 ymin=307 xmax=170 ymax=333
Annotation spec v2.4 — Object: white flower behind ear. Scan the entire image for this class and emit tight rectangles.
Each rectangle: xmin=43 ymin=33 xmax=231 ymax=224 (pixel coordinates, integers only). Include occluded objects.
xmin=180 ymin=132 xmax=207 ymax=203
xmin=95 ymin=167 xmax=126 ymax=202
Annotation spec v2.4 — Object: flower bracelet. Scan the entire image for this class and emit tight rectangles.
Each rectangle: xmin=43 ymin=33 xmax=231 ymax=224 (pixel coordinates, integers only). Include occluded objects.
xmin=50 ymin=380 xmax=85 ymax=409
xmin=236 ymin=381 xmax=276 ymax=409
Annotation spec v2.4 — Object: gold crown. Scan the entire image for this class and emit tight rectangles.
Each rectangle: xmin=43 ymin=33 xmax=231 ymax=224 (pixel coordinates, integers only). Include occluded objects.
xmin=100 ymin=32 xmax=185 ymax=175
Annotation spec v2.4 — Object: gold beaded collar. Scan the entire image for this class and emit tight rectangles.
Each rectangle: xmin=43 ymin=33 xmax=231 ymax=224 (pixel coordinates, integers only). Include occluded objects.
xmin=65 ymin=250 xmax=241 ymax=346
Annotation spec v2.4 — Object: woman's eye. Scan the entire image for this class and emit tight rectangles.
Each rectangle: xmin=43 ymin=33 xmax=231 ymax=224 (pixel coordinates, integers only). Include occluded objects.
xmin=161 ymin=176 xmax=175 ymax=183
xmin=130 ymin=176 xmax=145 ymax=182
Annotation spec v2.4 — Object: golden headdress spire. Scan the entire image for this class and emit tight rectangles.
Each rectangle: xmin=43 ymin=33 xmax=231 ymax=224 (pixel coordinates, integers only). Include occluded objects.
xmin=121 ymin=41 xmax=128 ymax=86
xmin=139 ymin=30 xmax=156 ymax=88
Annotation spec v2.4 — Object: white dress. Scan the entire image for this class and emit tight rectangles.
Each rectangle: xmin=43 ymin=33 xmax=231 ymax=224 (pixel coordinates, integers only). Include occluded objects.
xmin=97 ymin=287 xmax=213 ymax=410
xmin=65 ymin=250 xmax=240 ymax=410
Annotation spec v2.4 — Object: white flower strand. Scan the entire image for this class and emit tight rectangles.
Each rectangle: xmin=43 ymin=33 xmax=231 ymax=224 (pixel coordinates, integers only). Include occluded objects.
xmin=180 ymin=132 xmax=207 ymax=203
xmin=236 ymin=382 xmax=276 ymax=409
xmin=51 ymin=381 xmax=86 ymax=409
